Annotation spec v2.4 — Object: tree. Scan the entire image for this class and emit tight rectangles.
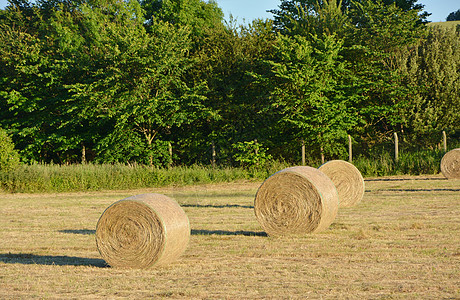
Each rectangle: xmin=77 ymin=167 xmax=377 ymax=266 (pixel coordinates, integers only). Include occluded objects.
xmin=53 ymin=0 xmax=211 ymax=165
xmin=266 ymin=0 xmax=428 ymax=154
xmin=341 ymin=0 xmax=428 ymax=149
xmin=2 ymin=0 xmax=456 ymax=166
xmin=250 ymin=1 xmax=363 ymax=160
xmin=0 ymin=0 xmax=212 ymax=165
xmin=269 ymin=0 xmax=350 ymax=33
xmin=397 ymin=26 xmax=460 ymax=145
xmin=278 ymin=0 xmax=350 ymax=37
xmin=169 ymin=18 xmax=280 ymax=165
xmin=266 ymin=32 xmax=360 ymax=159
xmin=141 ymin=0 xmax=224 ymax=42
xmin=446 ymin=9 xmax=460 ymax=21
xmin=0 ymin=1 xmax=64 ymax=163
xmin=92 ymin=19 xmax=211 ymax=165
xmin=269 ymin=0 xmax=430 ymax=33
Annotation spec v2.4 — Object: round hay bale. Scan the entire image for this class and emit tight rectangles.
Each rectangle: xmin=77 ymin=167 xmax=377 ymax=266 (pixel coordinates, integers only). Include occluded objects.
xmin=318 ymin=160 xmax=365 ymax=207
xmin=254 ymin=166 xmax=339 ymax=236
xmin=441 ymin=148 xmax=460 ymax=179
xmin=96 ymin=193 xmax=190 ymax=269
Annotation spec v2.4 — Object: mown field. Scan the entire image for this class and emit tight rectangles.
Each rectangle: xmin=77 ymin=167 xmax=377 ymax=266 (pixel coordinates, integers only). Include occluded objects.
xmin=0 ymin=175 xmax=459 ymax=299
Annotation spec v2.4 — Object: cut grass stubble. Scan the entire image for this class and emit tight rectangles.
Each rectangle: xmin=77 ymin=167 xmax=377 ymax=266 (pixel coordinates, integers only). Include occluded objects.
xmin=0 ymin=177 xmax=459 ymax=299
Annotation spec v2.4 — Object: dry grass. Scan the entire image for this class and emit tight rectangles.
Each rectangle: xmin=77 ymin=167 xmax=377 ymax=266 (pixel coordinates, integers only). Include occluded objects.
xmin=428 ymin=20 xmax=460 ymax=29
xmin=0 ymin=176 xmax=459 ymax=299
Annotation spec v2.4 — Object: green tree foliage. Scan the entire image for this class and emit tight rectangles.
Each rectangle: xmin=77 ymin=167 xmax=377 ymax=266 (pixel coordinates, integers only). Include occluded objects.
xmin=141 ymin=0 xmax=224 ymax=43
xmin=398 ymin=26 xmax=460 ymax=144
xmin=232 ymin=140 xmax=272 ymax=168
xmin=264 ymin=0 xmax=429 ymax=156
xmin=265 ymin=32 xmax=360 ymax=158
xmin=0 ymin=0 xmax=211 ymax=165
xmin=0 ymin=127 xmax=21 ymax=171
xmin=95 ymin=19 xmax=210 ymax=165
xmin=0 ymin=0 xmax=458 ymax=166
xmin=48 ymin=0 xmax=151 ymax=163
xmin=269 ymin=0 xmax=429 ymax=33
xmin=175 ymin=18 xmax=279 ymax=164
xmin=0 ymin=2 xmax=65 ymax=162
xmin=446 ymin=9 xmax=460 ymax=21
xmin=346 ymin=0 xmax=427 ymax=139
xmin=270 ymin=0 xmax=350 ymax=34
xmin=280 ymin=0 xmax=350 ymax=37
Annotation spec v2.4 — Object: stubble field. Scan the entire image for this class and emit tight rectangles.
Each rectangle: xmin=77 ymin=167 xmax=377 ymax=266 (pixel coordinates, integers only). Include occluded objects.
xmin=0 ymin=175 xmax=459 ymax=299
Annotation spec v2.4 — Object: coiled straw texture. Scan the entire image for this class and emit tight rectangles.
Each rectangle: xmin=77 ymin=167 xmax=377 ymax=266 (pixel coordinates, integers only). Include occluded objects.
xmin=96 ymin=193 xmax=190 ymax=269
xmin=441 ymin=148 xmax=460 ymax=179
xmin=254 ymin=166 xmax=339 ymax=236
xmin=318 ymin=160 xmax=365 ymax=207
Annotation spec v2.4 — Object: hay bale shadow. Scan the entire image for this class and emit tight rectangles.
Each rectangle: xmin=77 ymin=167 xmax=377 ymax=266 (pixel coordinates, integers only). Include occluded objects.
xmin=384 ymin=188 xmax=460 ymax=192
xmin=0 ymin=253 xmax=107 ymax=267
xmin=181 ymin=204 xmax=253 ymax=209
xmin=59 ymin=229 xmax=95 ymax=235
xmin=60 ymin=228 xmax=267 ymax=237
xmin=191 ymin=229 xmax=267 ymax=237
xmin=365 ymin=188 xmax=460 ymax=192
xmin=365 ymin=178 xmax=447 ymax=182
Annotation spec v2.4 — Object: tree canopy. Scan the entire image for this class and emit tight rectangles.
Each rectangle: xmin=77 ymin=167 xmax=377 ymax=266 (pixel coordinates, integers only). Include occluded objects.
xmin=0 ymin=0 xmax=458 ymax=165
xmin=269 ymin=0 xmax=430 ymax=33
xmin=446 ymin=9 xmax=460 ymax=21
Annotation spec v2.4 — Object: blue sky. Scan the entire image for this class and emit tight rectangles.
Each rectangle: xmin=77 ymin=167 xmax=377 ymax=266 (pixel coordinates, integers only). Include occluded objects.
xmin=0 ymin=0 xmax=458 ymax=23
xmin=214 ymin=0 xmax=460 ymax=23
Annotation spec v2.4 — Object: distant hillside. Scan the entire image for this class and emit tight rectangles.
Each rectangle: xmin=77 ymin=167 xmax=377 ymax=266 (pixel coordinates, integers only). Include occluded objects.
xmin=427 ymin=20 xmax=460 ymax=29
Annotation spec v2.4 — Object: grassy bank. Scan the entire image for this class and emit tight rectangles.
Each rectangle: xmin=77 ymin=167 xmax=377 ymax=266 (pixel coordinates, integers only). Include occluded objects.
xmin=0 ymin=149 xmax=448 ymax=193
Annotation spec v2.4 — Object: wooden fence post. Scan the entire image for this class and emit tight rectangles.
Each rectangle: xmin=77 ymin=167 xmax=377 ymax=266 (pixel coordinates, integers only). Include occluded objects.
xmin=168 ymin=142 xmax=173 ymax=165
xmin=81 ymin=143 xmax=86 ymax=164
xmin=301 ymin=139 xmax=305 ymax=166
xmin=254 ymin=139 xmax=259 ymax=166
xmin=394 ymin=132 xmax=399 ymax=162
xmin=443 ymin=131 xmax=447 ymax=153
xmin=348 ymin=135 xmax=352 ymax=163
xmin=211 ymin=141 xmax=216 ymax=168
xmin=320 ymin=146 xmax=325 ymax=164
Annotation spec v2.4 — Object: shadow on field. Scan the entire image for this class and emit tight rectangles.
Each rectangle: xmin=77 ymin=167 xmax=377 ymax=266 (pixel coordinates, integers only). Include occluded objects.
xmin=0 ymin=253 xmax=107 ymax=267
xmin=173 ymin=192 xmax=254 ymax=199
xmin=365 ymin=177 xmax=447 ymax=181
xmin=182 ymin=204 xmax=253 ymax=209
xmin=59 ymin=229 xmax=95 ymax=235
xmin=380 ymin=188 xmax=460 ymax=192
xmin=58 ymin=228 xmax=268 ymax=237
xmin=192 ymin=229 xmax=267 ymax=237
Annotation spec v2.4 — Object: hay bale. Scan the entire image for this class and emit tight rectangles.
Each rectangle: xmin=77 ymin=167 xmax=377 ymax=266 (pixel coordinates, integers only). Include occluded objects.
xmin=96 ymin=193 xmax=190 ymax=269
xmin=254 ymin=166 xmax=339 ymax=236
xmin=318 ymin=160 xmax=365 ymax=207
xmin=441 ymin=148 xmax=460 ymax=179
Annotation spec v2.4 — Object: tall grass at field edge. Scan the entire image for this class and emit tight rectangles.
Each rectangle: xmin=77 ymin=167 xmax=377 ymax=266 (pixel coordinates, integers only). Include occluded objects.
xmin=0 ymin=150 xmax=446 ymax=193
xmin=353 ymin=150 xmax=443 ymax=177
xmin=0 ymin=162 xmax=291 ymax=193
